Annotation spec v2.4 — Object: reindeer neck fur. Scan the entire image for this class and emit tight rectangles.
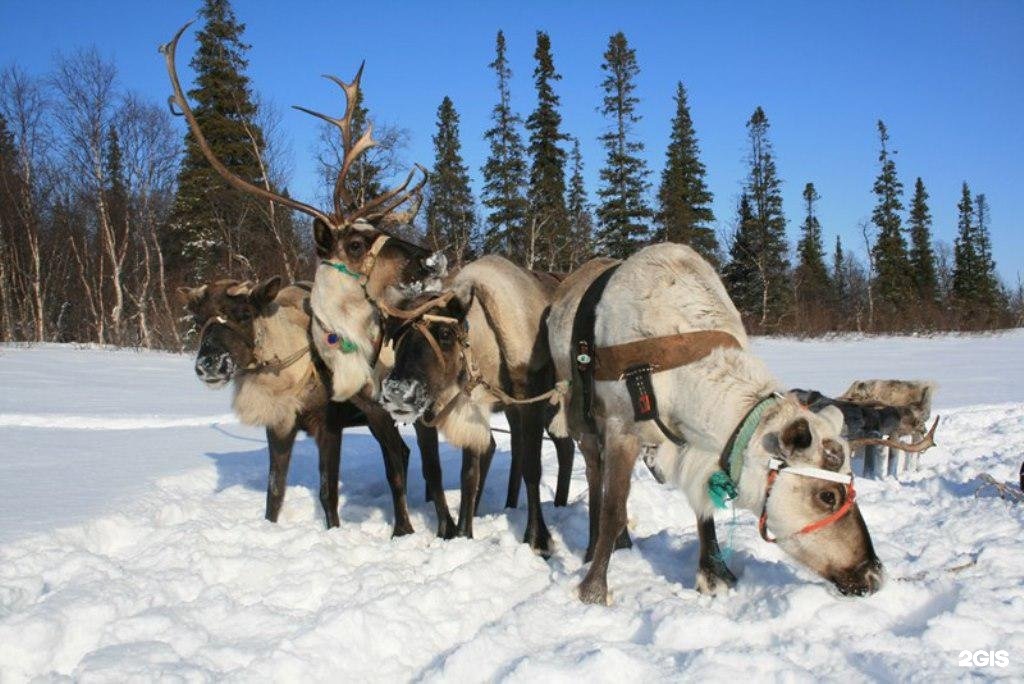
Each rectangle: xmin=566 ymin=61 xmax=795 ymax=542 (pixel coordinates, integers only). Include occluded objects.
xmin=310 ymin=263 xmax=381 ymax=401
xmin=232 ymin=291 xmax=321 ymax=433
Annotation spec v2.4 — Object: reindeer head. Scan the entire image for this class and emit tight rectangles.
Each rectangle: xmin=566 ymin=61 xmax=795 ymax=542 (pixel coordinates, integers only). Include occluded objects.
xmin=748 ymin=394 xmax=884 ymax=596
xmin=379 ymin=287 xmax=473 ymax=425
xmin=161 ymin=23 xmax=446 ymax=400
xmin=180 ymin=277 xmax=283 ymax=387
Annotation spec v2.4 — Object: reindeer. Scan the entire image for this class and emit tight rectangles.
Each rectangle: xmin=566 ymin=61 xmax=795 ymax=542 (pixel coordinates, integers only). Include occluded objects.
xmin=378 ymin=256 xmax=570 ymax=555
xmin=547 ymin=244 xmax=936 ymax=604
xmin=181 ymin=278 xmax=414 ymax=535
xmin=161 ymin=24 xmax=457 ymax=537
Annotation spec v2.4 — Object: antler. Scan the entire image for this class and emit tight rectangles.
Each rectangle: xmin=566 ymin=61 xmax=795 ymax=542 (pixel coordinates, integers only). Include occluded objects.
xmin=293 ymin=67 xmax=428 ymax=226
xmin=162 ymin=21 xmax=427 ymax=229
xmin=159 ymin=22 xmax=332 ymax=226
xmin=292 ymin=64 xmax=376 ymax=216
xmin=848 ymin=417 xmax=940 ymax=454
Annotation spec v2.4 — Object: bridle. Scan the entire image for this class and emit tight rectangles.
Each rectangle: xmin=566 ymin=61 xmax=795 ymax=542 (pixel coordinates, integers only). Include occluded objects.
xmin=384 ymin=298 xmax=567 ymax=428
xmin=198 ymin=315 xmax=310 ymax=374
xmin=714 ymin=394 xmax=857 ymax=544
xmin=757 ymin=455 xmax=856 ymax=543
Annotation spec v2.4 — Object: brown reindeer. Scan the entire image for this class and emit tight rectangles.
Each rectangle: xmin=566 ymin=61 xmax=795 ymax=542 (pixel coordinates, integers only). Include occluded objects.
xmin=547 ymin=245 xmax=935 ymax=604
xmin=379 ymin=256 xmax=569 ymax=555
xmin=181 ymin=278 xmax=415 ymax=535
xmin=161 ymin=24 xmax=457 ymax=537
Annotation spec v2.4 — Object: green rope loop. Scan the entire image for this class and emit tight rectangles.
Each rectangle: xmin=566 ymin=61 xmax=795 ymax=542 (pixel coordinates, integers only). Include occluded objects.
xmin=323 ymin=261 xmax=364 ymax=280
xmin=708 ymin=470 xmax=738 ymax=509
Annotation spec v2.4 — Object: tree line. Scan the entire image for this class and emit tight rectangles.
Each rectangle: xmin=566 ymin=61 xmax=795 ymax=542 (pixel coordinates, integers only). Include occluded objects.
xmin=1 ymin=0 xmax=1019 ymax=349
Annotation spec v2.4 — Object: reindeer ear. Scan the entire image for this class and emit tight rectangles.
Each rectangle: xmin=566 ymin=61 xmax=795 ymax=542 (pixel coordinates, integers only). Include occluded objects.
xmin=780 ymin=417 xmax=813 ymax=455
xmin=448 ymin=281 xmax=474 ymax=320
xmin=249 ymin=276 xmax=283 ymax=310
xmin=177 ymin=285 xmax=207 ymax=310
xmin=314 ymin=219 xmax=334 ymax=259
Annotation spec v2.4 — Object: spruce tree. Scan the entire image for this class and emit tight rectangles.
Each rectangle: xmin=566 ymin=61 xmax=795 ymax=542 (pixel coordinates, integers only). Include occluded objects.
xmin=907 ymin=177 xmax=938 ymax=303
xmin=870 ymin=120 xmax=913 ymax=318
xmin=166 ymin=0 xmax=274 ymax=281
xmin=952 ymin=182 xmax=976 ymax=304
xmin=654 ymin=81 xmax=717 ymax=262
xmin=723 ymin=107 xmax=789 ymax=327
xmin=425 ymin=97 xmax=476 ymax=267
xmin=723 ymin=193 xmax=760 ymax=315
xmin=481 ymin=30 xmax=528 ymax=258
xmin=525 ymin=31 xmax=569 ymax=270
xmin=595 ymin=32 xmax=651 ymax=259
xmin=833 ymin=235 xmax=847 ymax=309
xmin=104 ymin=124 xmax=128 ymax=232
xmin=795 ymin=182 xmax=831 ymax=306
xmin=565 ymin=137 xmax=594 ymax=268
xmin=954 ymin=187 xmax=1002 ymax=321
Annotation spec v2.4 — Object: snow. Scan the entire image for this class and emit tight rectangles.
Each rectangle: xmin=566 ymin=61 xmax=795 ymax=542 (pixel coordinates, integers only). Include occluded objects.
xmin=1 ymin=334 xmax=1023 ymax=681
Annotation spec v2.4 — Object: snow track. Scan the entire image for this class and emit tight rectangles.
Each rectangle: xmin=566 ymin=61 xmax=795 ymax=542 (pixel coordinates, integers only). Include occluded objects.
xmin=0 ymin=413 xmax=237 ymax=430
xmin=1 ymin=338 xmax=1023 ymax=680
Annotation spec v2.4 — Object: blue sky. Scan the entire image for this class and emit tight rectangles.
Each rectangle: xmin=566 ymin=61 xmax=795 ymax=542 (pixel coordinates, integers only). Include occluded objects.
xmin=2 ymin=1 xmax=1022 ymax=282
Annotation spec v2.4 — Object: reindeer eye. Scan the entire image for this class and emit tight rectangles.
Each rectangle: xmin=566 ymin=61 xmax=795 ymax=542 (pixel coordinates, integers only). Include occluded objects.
xmin=238 ymin=310 xmax=253 ymax=322
xmin=818 ymin=490 xmax=837 ymax=509
xmin=436 ymin=327 xmax=454 ymax=345
xmin=346 ymin=239 xmax=366 ymax=257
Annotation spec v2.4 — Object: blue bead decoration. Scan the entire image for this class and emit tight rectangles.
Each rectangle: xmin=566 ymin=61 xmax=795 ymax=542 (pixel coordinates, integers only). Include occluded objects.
xmin=326 ymin=333 xmax=339 ymax=346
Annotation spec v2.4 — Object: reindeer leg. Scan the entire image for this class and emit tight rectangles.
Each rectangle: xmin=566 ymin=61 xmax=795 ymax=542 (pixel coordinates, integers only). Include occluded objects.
xmin=312 ymin=405 xmax=343 ymax=529
xmin=580 ymin=432 xmax=602 ymax=562
xmin=415 ymin=421 xmax=456 ymax=539
xmin=552 ymin=435 xmax=575 ymax=507
xmin=579 ymin=432 xmax=639 ymax=605
xmin=359 ymin=400 xmax=414 ymax=537
xmin=266 ymin=424 xmax=298 ymax=524
xmin=696 ymin=515 xmax=736 ymax=595
xmin=506 ymin=420 xmax=523 ymax=509
xmin=518 ymin=404 xmax=552 ymax=557
xmin=475 ymin=435 xmax=496 ymax=516
xmin=456 ymin=447 xmax=482 ymax=538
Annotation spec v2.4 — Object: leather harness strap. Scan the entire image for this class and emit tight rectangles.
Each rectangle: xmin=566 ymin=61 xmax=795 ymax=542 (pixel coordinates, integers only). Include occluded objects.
xmin=594 ymin=330 xmax=743 ymax=381
xmin=570 ymin=263 xmax=621 ymax=434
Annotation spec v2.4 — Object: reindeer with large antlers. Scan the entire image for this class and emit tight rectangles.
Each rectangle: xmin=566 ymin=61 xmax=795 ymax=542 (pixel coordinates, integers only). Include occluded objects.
xmin=161 ymin=22 xmax=459 ymax=536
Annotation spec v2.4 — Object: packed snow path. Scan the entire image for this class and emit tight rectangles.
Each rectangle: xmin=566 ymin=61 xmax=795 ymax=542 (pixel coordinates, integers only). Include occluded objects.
xmin=1 ymin=335 xmax=1023 ymax=680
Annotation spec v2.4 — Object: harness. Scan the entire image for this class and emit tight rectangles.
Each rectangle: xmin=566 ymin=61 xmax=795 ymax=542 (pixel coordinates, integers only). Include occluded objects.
xmin=712 ymin=394 xmax=858 ymax=544
xmin=385 ymin=297 xmax=567 ymax=428
xmin=567 ymin=268 xmax=856 ymax=544
xmin=201 ymin=315 xmax=310 ymax=374
xmin=570 ymin=264 xmax=742 ymax=444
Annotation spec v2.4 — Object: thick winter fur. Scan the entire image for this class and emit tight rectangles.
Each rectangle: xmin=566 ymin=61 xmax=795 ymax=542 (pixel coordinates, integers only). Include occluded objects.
xmin=381 ymin=255 xmax=563 ymax=551
xmin=547 ymin=244 xmax=882 ymax=603
xmin=233 ymin=286 xmax=322 ymax=433
xmin=183 ymin=279 xmax=414 ymax=535
xmin=310 ymin=222 xmax=446 ymax=402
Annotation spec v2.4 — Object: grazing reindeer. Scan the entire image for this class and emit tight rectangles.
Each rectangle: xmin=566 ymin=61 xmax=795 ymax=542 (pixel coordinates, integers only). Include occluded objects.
xmin=181 ymin=278 xmax=414 ymax=535
xmin=379 ymin=256 xmax=568 ymax=555
xmin=161 ymin=24 xmax=455 ymax=537
xmin=547 ymin=244 xmax=932 ymax=604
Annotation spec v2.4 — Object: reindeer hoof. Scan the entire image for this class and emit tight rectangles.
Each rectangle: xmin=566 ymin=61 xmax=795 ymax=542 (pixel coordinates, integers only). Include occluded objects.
xmin=614 ymin=530 xmax=632 ymax=551
xmin=436 ymin=517 xmax=457 ymax=540
xmin=392 ymin=521 xmax=414 ymax=537
xmin=524 ymin=526 xmax=552 ymax=559
xmin=696 ymin=565 xmax=737 ymax=596
xmin=578 ymin=579 xmax=610 ymax=605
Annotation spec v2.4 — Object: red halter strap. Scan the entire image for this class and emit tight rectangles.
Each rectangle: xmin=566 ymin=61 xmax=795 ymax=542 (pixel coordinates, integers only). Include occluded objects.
xmin=758 ymin=468 xmax=857 ymax=543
